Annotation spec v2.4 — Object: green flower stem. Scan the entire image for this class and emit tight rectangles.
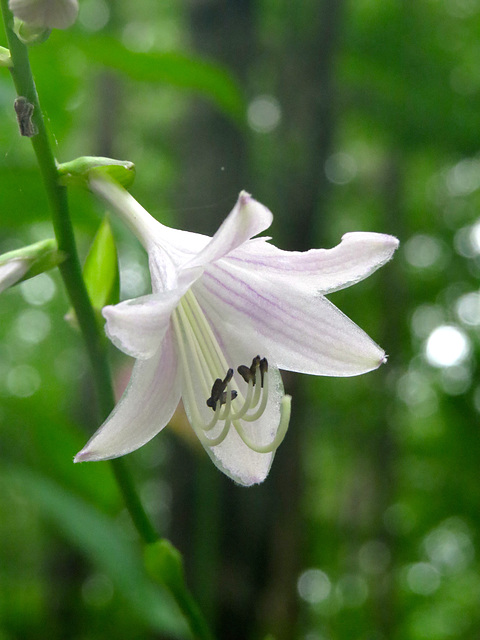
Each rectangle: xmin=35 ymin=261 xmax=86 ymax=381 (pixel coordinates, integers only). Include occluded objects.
xmin=111 ymin=458 xmax=158 ymax=544
xmin=0 ymin=1 xmax=155 ymax=545
xmin=145 ymin=540 xmax=216 ymax=640
xmin=1 ymin=11 xmax=216 ymax=638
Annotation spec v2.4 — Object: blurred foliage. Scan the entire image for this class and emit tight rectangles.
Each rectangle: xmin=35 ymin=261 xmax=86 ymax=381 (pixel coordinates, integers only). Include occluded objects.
xmin=2 ymin=0 xmax=480 ymax=639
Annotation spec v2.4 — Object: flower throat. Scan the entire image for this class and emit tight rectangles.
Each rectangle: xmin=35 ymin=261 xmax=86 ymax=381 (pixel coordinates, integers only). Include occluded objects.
xmin=171 ymin=289 xmax=290 ymax=453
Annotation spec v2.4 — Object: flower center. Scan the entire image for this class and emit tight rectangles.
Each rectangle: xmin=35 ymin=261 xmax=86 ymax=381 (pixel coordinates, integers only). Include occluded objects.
xmin=171 ymin=289 xmax=290 ymax=453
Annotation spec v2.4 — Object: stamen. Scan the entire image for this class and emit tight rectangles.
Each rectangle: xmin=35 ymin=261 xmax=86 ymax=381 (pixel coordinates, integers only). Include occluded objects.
xmin=240 ymin=363 xmax=269 ymax=422
xmin=259 ymin=357 xmax=268 ymax=387
xmin=232 ymin=395 xmax=292 ymax=454
xmin=171 ymin=289 xmax=290 ymax=454
xmin=238 ymin=355 xmax=261 ymax=386
xmin=207 ymin=369 xmax=238 ymax=411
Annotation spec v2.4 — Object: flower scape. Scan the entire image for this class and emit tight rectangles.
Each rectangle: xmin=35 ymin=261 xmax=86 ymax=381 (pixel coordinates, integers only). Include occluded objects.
xmin=75 ymin=177 xmax=399 ymax=486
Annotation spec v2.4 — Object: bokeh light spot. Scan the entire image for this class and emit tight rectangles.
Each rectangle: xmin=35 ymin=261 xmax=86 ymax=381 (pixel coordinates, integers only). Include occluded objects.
xmin=404 ymin=234 xmax=445 ymax=269
xmin=456 ymin=291 xmax=480 ymax=325
xmin=297 ymin=569 xmax=331 ymax=604
xmin=424 ymin=518 xmax=474 ymax=574
xmin=78 ymin=0 xmax=110 ymax=31
xmin=7 ymin=364 xmax=40 ymax=397
xmin=122 ymin=22 xmax=156 ymax=52
xmin=324 ymin=152 xmax=357 ymax=185
xmin=446 ymin=158 xmax=480 ymax=196
xmin=247 ymin=95 xmax=281 ymax=133
xmin=16 ymin=309 xmax=51 ymax=344
xmin=20 ymin=273 xmax=56 ymax=306
xmin=425 ymin=325 xmax=470 ymax=367
xmin=406 ymin=562 xmax=441 ymax=595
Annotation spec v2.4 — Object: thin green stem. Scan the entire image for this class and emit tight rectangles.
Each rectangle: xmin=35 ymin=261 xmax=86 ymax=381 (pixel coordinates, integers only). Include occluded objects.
xmin=1 ymin=11 xmax=216 ymax=638
xmin=172 ymin=586 xmax=216 ymax=640
xmin=0 ymin=2 xmax=156 ymax=545
xmin=111 ymin=458 xmax=158 ymax=543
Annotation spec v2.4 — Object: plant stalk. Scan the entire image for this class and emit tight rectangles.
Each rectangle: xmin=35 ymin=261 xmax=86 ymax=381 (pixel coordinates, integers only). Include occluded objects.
xmin=0 ymin=1 xmax=156 ymax=545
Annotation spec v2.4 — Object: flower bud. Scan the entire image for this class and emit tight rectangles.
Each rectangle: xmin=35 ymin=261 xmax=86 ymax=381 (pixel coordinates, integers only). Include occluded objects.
xmin=0 ymin=239 xmax=64 ymax=293
xmin=9 ymin=0 xmax=79 ymax=30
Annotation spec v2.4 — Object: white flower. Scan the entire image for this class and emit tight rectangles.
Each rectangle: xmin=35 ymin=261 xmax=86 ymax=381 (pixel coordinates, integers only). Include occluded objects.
xmin=9 ymin=0 xmax=78 ymax=29
xmin=0 ymin=258 xmax=30 ymax=293
xmin=75 ymin=178 xmax=399 ymax=485
xmin=0 ymin=239 xmax=61 ymax=293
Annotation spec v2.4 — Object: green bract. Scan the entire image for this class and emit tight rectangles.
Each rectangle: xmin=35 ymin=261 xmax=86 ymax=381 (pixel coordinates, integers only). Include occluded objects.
xmin=57 ymin=157 xmax=136 ymax=189
xmin=13 ymin=17 xmax=50 ymax=44
xmin=82 ymin=217 xmax=120 ymax=312
xmin=0 ymin=46 xmax=12 ymax=66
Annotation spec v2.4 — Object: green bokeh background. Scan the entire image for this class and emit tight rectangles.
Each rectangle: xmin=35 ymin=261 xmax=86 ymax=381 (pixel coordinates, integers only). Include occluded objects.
xmin=2 ymin=0 xmax=480 ymax=639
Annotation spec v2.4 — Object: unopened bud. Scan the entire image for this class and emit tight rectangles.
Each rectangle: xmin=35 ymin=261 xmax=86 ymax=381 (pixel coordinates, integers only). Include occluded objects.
xmin=0 ymin=239 xmax=64 ymax=293
xmin=9 ymin=0 xmax=79 ymax=30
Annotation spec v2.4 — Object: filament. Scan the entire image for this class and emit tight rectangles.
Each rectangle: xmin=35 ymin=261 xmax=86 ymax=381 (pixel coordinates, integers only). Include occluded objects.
xmin=171 ymin=289 xmax=290 ymax=453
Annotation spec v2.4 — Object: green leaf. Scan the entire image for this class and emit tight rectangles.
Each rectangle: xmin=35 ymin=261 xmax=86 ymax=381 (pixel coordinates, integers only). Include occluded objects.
xmin=0 ymin=466 xmax=190 ymax=638
xmin=60 ymin=33 xmax=245 ymax=122
xmin=83 ymin=217 xmax=119 ymax=311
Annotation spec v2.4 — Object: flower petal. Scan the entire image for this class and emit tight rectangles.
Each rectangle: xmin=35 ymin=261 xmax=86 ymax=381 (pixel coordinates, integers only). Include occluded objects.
xmin=195 ymin=261 xmax=386 ymax=376
xmin=229 ymin=232 xmax=399 ymax=294
xmin=74 ymin=328 xmax=181 ymax=462
xmin=9 ymin=0 xmax=79 ymax=29
xmin=0 ymin=259 xmax=29 ymax=293
xmin=184 ymin=191 xmax=273 ymax=270
xmin=103 ymin=266 xmax=201 ymax=359
xmin=103 ymin=292 xmax=178 ymax=359
xmin=90 ymin=174 xmax=209 ymax=265
xmin=209 ymin=368 xmax=284 ymax=486
xmin=179 ymin=320 xmax=285 ymax=486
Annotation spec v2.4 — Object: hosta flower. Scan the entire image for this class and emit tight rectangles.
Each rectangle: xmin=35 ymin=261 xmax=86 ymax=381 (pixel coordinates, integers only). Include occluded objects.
xmin=0 ymin=259 xmax=30 ymax=293
xmin=0 ymin=238 xmax=61 ymax=293
xmin=9 ymin=0 xmax=78 ymax=29
xmin=75 ymin=177 xmax=398 ymax=485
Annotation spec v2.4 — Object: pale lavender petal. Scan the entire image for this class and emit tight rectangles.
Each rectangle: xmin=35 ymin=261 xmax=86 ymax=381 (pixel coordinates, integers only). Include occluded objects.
xmin=179 ymin=319 xmax=284 ymax=486
xmin=103 ymin=267 xmax=201 ymax=359
xmin=0 ymin=259 xmax=29 ymax=293
xmin=9 ymin=0 xmax=79 ymax=29
xmin=207 ymin=365 xmax=284 ymax=486
xmin=184 ymin=192 xmax=273 ymax=270
xmin=229 ymin=232 xmax=399 ymax=294
xmin=194 ymin=261 xmax=386 ymax=376
xmin=90 ymin=174 xmax=209 ymax=265
xmin=74 ymin=328 xmax=181 ymax=462
xmin=148 ymin=245 xmax=179 ymax=293
xmin=103 ymin=291 xmax=179 ymax=359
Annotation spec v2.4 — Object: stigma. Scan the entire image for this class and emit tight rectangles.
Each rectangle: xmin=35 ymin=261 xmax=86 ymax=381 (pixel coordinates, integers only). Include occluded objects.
xmin=171 ymin=289 xmax=291 ymax=454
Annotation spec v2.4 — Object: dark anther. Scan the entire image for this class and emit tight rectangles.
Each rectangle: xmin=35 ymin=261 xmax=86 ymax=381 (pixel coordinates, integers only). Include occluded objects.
xmin=237 ymin=365 xmax=253 ymax=384
xmin=259 ymin=358 xmax=268 ymax=387
xmin=237 ymin=355 xmax=268 ymax=387
xmin=206 ymin=368 xmax=237 ymax=411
